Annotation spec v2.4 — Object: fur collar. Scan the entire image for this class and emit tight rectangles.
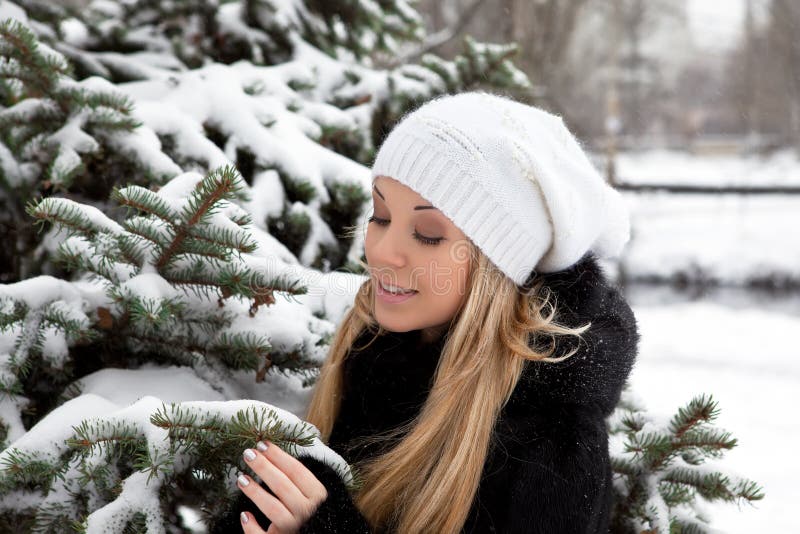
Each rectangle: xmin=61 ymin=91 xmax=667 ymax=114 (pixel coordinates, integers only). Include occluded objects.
xmin=508 ymin=252 xmax=640 ymax=417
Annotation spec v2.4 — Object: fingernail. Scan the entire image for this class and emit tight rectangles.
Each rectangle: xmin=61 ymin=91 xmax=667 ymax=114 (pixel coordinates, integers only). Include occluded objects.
xmin=243 ymin=449 xmax=257 ymax=461
xmin=238 ymin=473 xmax=250 ymax=487
xmin=240 ymin=511 xmax=249 ymax=524
xmin=256 ymin=441 xmax=268 ymax=452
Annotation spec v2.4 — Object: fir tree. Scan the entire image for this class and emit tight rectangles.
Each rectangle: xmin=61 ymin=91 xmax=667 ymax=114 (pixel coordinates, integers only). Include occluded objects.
xmin=4 ymin=0 xmax=532 ymax=279
xmin=0 ymin=18 xmax=151 ymax=282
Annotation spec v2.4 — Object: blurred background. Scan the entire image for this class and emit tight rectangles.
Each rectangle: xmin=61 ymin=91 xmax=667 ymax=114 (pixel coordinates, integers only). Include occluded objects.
xmin=419 ymin=0 xmax=789 ymax=154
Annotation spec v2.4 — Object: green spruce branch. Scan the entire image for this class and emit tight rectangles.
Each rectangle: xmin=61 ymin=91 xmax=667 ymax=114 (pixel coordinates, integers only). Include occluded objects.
xmin=610 ymin=390 xmax=765 ymax=532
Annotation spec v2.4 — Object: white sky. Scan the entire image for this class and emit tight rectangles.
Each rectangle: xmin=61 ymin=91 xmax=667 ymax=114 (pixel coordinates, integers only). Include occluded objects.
xmin=686 ymin=0 xmax=747 ymax=51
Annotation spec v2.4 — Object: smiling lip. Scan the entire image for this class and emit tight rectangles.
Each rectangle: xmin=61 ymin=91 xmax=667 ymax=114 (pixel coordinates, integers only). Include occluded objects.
xmin=375 ymin=280 xmax=418 ymax=304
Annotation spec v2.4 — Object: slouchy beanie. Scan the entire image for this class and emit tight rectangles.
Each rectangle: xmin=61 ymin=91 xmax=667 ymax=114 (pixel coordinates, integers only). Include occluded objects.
xmin=370 ymin=91 xmax=630 ymax=285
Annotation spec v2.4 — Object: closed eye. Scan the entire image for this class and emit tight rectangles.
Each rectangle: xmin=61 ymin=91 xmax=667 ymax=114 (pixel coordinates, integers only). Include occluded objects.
xmin=367 ymin=216 xmax=445 ymax=246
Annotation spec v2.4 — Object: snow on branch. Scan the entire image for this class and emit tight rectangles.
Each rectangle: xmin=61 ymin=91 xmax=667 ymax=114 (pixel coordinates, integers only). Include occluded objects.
xmin=0 ymin=395 xmax=357 ymax=532
xmin=609 ymin=387 xmax=764 ymax=532
xmin=0 ymin=166 xmax=329 ymax=451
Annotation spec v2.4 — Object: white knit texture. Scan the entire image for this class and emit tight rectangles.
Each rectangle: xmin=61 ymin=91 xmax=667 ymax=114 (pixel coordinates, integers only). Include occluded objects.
xmin=371 ymin=91 xmax=631 ymax=286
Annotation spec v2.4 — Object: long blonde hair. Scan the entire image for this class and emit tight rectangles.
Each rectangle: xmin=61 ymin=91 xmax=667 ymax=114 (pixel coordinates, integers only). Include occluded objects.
xmin=305 ymin=238 xmax=590 ymax=533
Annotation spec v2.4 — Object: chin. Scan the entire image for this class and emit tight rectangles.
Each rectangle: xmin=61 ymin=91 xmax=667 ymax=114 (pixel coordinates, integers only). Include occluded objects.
xmin=374 ymin=311 xmax=418 ymax=333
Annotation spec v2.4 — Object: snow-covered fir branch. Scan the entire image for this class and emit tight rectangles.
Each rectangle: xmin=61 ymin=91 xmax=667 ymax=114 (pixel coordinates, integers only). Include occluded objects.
xmin=608 ymin=388 xmax=764 ymax=532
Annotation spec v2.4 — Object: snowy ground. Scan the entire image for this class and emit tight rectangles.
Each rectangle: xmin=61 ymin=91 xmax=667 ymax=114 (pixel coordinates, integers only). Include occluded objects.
xmin=594 ymin=149 xmax=800 ymax=286
xmin=625 ymin=288 xmax=800 ymax=533
xmin=620 ymin=192 xmax=800 ymax=286
xmin=613 ymin=148 xmax=800 ymax=187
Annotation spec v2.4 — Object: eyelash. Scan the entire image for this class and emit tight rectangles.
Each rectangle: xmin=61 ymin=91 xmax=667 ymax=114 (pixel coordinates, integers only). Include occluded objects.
xmin=367 ymin=216 xmax=444 ymax=246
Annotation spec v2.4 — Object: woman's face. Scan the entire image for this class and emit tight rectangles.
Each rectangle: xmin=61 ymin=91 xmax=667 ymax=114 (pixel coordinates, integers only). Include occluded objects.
xmin=365 ymin=176 xmax=472 ymax=342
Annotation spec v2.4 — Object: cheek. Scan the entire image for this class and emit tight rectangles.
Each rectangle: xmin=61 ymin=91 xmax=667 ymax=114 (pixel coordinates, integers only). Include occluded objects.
xmin=414 ymin=262 xmax=468 ymax=321
xmin=421 ymin=254 xmax=470 ymax=297
xmin=363 ymin=228 xmax=376 ymax=261
xmin=451 ymin=260 xmax=470 ymax=297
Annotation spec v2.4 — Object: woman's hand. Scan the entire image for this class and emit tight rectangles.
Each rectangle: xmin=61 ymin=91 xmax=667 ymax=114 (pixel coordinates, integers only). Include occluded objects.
xmin=237 ymin=440 xmax=329 ymax=534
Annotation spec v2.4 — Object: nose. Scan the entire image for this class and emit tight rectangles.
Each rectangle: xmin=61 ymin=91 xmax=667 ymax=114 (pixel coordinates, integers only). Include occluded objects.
xmin=367 ymin=220 xmax=408 ymax=271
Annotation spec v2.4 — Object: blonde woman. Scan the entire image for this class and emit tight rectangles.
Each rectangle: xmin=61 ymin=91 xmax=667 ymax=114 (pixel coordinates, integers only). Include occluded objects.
xmin=214 ymin=91 xmax=641 ymax=533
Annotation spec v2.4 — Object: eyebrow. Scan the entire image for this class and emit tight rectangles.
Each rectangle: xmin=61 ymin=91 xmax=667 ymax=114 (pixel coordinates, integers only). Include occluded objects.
xmin=373 ymin=185 xmax=438 ymax=210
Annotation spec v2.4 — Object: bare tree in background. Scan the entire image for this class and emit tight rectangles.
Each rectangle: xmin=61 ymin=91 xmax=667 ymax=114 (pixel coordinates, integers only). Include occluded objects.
xmin=417 ymin=0 xmax=591 ymax=110
xmin=416 ymin=0 xmax=689 ymax=142
xmin=742 ymin=0 xmax=758 ymax=139
xmin=722 ymin=0 xmax=800 ymax=153
xmin=502 ymin=0 xmax=590 ymax=109
xmin=768 ymin=0 xmax=800 ymax=151
xmin=397 ymin=0 xmax=488 ymax=65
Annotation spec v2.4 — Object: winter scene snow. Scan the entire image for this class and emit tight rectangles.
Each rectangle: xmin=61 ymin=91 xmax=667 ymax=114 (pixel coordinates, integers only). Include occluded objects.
xmin=0 ymin=0 xmax=795 ymax=532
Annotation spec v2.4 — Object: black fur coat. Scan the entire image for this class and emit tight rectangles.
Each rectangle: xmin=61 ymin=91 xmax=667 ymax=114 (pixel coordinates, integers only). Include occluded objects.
xmin=211 ymin=253 xmax=641 ymax=533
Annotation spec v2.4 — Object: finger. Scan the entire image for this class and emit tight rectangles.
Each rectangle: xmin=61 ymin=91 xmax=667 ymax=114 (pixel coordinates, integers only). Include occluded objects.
xmin=255 ymin=440 xmax=328 ymax=503
xmin=237 ymin=473 xmax=294 ymax=531
xmin=239 ymin=511 xmax=268 ymax=534
xmin=243 ymin=448 xmax=309 ymax=518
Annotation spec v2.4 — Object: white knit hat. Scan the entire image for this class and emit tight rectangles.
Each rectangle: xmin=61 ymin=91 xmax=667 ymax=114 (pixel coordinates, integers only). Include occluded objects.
xmin=370 ymin=91 xmax=631 ymax=286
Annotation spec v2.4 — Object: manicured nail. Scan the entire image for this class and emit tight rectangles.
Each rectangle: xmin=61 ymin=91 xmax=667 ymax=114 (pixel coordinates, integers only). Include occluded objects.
xmin=240 ymin=511 xmax=249 ymax=524
xmin=243 ymin=449 xmax=257 ymax=461
xmin=256 ymin=441 xmax=268 ymax=452
xmin=237 ymin=473 xmax=250 ymax=487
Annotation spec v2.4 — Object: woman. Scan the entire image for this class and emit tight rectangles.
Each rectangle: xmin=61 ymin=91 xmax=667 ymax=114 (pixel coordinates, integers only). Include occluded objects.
xmin=213 ymin=91 xmax=640 ymax=533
